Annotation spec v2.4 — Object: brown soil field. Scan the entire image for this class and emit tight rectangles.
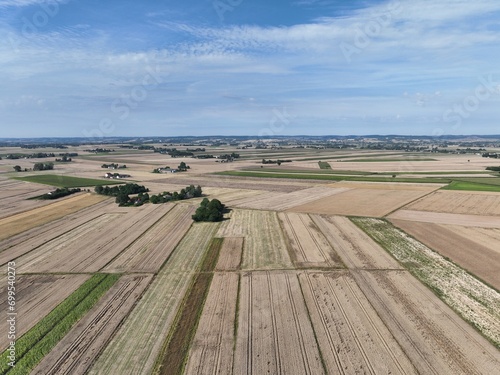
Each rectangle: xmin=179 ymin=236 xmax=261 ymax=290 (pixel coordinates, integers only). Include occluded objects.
xmin=233 ymin=186 xmax=349 ymax=211
xmin=184 ymin=272 xmax=239 ymax=375
xmin=217 ymin=209 xmax=292 ymax=270
xmin=391 ymin=220 xmax=500 ymax=289
xmin=32 ymin=274 xmax=153 ymax=375
xmin=388 ymin=210 xmax=500 ymax=228
xmin=278 ymin=212 xmax=343 ymax=268
xmin=234 ymin=271 xmax=325 ymax=375
xmin=312 ymin=215 xmax=403 ymax=269
xmin=0 ymin=193 xmax=110 ymax=241
xmin=300 ymin=271 xmax=417 ymax=374
xmin=215 ymin=237 xmax=244 ymax=271
xmin=405 ymin=190 xmax=500 ymax=216
xmin=290 ymin=186 xmax=438 ymax=217
xmin=0 ymin=274 xmax=90 ymax=351
xmin=103 ymin=204 xmax=195 ymax=273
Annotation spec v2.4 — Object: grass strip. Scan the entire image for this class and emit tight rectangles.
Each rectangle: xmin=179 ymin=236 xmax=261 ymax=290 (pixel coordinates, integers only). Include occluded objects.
xmin=216 ymin=170 xmax=451 ymax=184
xmin=11 ymin=175 xmax=123 ymax=188
xmin=441 ymin=180 xmax=500 ymax=192
xmin=351 ymin=218 xmax=500 ymax=348
xmin=155 ymin=238 xmax=223 ymax=375
xmin=0 ymin=274 xmax=119 ymax=374
xmin=318 ymin=161 xmax=331 ymax=169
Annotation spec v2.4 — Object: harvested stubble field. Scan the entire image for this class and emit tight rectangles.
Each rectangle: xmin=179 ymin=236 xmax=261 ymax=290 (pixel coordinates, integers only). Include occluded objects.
xmin=388 ymin=210 xmax=500 ymax=228
xmin=405 ymin=190 xmax=500 ymax=215
xmin=151 ymin=175 xmax=312 ymax=193
xmin=353 ymin=218 xmax=500 ymax=348
xmin=289 ymin=184 xmax=440 ymax=217
xmin=391 ymin=220 xmax=500 ymax=289
xmin=32 ymin=274 xmax=153 ymax=375
xmin=184 ymin=272 xmax=239 ymax=375
xmin=288 ymin=183 xmax=441 ymax=217
xmin=217 ymin=209 xmax=292 ymax=270
xmin=215 ymin=237 xmax=243 ymax=271
xmin=88 ymin=222 xmax=219 ymax=375
xmin=0 ymin=275 xmax=89 ymax=351
xmin=0 ymin=193 xmax=109 ymax=242
xmin=184 ymin=187 xmax=264 ymax=207
xmin=299 ymin=272 xmax=417 ymax=374
xmin=0 ymin=180 xmax=54 ymax=219
xmin=234 ymin=271 xmax=324 ymax=375
xmin=12 ymin=203 xmax=191 ymax=274
xmin=278 ymin=212 xmax=343 ymax=268
xmin=232 ymin=186 xmax=349 ymax=211
xmin=103 ymin=204 xmax=195 ymax=273
xmin=309 ymin=215 xmax=500 ymax=373
xmin=0 ymin=199 xmax=114 ymax=264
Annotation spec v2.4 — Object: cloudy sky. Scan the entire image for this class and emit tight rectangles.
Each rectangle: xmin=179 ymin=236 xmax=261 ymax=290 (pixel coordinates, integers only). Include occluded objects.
xmin=1 ymin=0 xmax=500 ymax=138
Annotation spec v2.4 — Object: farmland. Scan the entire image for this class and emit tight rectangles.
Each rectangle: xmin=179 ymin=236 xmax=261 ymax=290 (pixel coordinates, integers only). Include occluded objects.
xmin=0 ymin=140 xmax=498 ymax=374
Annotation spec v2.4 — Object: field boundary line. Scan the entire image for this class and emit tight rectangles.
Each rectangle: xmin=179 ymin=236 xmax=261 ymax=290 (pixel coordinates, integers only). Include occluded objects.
xmin=97 ymin=204 xmax=175 ymax=272
xmin=383 ymin=187 xmax=441 ymax=218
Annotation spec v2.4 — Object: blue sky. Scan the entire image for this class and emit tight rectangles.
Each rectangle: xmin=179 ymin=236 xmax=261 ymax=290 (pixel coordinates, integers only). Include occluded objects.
xmin=1 ymin=0 xmax=500 ymax=138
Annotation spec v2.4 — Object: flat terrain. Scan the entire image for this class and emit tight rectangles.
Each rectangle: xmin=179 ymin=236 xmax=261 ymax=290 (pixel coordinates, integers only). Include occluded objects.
xmin=0 ymin=144 xmax=498 ymax=374
xmin=289 ymin=184 xmax=440 ymax=217
xmin=0 ymin=193 xmax=109 ymax=241
xmin=391 ymin=220 xmax=500 ymax=289
xmin=405 ymin=190 xmax=500 ymax=216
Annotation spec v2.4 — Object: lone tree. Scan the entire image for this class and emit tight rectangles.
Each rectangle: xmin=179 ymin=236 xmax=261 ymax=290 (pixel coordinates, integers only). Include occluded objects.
xmin=13 ymin=165 xmax=22 ymax=172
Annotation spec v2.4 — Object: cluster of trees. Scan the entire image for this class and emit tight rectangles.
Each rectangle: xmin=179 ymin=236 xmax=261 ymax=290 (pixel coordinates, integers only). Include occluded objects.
xmin=55 ymin=155 xmax=72 ymax=162
xmin=6 ymin=152 xmax=56 ymax=159
xmin=94 ymin=183 xmax=148 ymax=197
xmin=115 ymin=192 xmax=149 ymax=206
xmin=84 ymin=148 xmax=114 ymax=153
xmin=95 ymin=183 xmax=150 ymax=207
xmin=178 ymin=161 xmax=190 ymax=171
xmin=194 ymin=154 xmax=215 ymax=159
xmin=33 ymin=162 xmax=54 ymax=171
xmin=261 ymin=159 xmax=292 ymax=165
xmin=192 ymin=198 xmax=225 ymax=222
xmin=486 ymin=166 xmax=500 ymax=172
xmin=153 ymin=147 xmax=194 ymax=157
xmin=150 ymin=185 xmax=202 ymax=204
xmin=101 ymin=163 xmax=126 ymax=169
xmin=21 ymin=144 xmax=67 ymax=149
xmin=38 ymin=188 xmax=81 ymax=200
xmin=483 ymin=153 xmax=498 ymax=159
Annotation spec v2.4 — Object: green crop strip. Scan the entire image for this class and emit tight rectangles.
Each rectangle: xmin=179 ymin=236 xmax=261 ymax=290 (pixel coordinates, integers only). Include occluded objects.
xmin=0 ymin=274 xmax=119 ymax=374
